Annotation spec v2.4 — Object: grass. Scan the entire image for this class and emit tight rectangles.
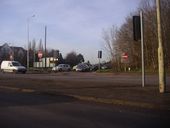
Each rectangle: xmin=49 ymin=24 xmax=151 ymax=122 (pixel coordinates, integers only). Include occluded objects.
xmin=96 ymin=68 xmax=170 ymax=76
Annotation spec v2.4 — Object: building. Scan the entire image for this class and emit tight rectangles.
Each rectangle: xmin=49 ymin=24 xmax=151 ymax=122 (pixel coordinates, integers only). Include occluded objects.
xmin=0 ymin=43 xmax=27 ymax=66
xmin=33 ymin=57 xmax=57 ymax=68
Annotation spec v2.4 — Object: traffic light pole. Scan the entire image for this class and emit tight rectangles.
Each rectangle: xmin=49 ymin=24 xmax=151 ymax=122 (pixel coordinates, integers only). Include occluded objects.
xmin=140 ymin=11 xmax=145 ymax=88
xmin=98 ymin=51 xmax=102 ymax=72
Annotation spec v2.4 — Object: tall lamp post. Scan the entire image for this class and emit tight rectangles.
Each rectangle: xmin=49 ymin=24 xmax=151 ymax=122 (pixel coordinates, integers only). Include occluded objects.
xmin=156 ymin=0 xmax=166 ymax=93
xmin=27 ymin=15 xmax=35 ymax=70
xmin=44 ymin=26 xmax=47 ymax=69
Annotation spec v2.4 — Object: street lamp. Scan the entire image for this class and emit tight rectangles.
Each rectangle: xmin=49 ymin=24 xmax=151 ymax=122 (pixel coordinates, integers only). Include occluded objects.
xmin=156 ymin=0 xmax=165 ymax=93
xmin=27 ymin=15 xmax=35 ymax=70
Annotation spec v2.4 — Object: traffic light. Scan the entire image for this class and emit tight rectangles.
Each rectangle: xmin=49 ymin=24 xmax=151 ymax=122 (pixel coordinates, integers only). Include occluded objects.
xmin=133 ymin=16 xmax=141 ymax=41
xmin=98 ymin=51 xmax=102 ymax=58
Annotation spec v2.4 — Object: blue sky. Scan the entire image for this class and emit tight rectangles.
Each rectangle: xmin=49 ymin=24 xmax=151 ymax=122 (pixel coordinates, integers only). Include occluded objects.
xmin=0 ymin=0 xmax=141 ymax=63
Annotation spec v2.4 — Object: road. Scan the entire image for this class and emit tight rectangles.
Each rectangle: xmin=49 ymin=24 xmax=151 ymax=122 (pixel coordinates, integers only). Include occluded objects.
xmin=1 ymin=72 xmax=170 ymax=85
xmin=0 ymin=72 xmax=170 ymax=127
xmin=0 ymin=88 xmax=170 ymax=128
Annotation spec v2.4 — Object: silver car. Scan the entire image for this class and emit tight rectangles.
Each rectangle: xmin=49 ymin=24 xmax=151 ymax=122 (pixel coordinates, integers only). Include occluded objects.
xmin=52 ymin=64 xmax=71 ymax=72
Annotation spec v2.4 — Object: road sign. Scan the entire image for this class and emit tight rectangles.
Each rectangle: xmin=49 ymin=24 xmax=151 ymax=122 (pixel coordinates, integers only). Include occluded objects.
xmin=122 ymin=53 xmax=128 ymax=59
xmin=38 ymin=51 xmax=43 ymax=59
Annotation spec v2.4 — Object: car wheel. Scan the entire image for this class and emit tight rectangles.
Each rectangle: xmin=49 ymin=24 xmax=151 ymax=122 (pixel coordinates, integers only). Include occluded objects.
xmin=22 ymin=71 xmax=26 ymax=74
xmin=1 ymin=69 xmax=5 ymax=73
xmin=58 ymin=68 xmax=62 ymax=72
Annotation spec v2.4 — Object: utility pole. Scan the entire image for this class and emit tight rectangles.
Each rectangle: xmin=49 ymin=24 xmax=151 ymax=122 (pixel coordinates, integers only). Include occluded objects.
xmin=27 ymin=15 xmax=35 ymax=70
xmin=156 ymin=0 xmax=166 ymax=93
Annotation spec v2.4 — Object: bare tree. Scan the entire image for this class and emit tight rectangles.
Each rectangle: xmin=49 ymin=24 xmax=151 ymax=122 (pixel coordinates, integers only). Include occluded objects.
xmin=102 ymin=0 xmax=170 ymax=72
xmin=161 ymin=0 xmax=170 ymax=68
xmin=102 ymin=25 xmax=123 ymax=71
xmin=139 ymin=0 xmax=158 ymax=70
xmin=102 ymin=25 xmax=117 ymax=60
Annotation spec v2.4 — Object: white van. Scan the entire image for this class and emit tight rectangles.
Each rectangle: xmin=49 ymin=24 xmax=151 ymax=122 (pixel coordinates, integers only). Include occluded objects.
xmin=0 ymin=61 xmax=27 ymax=73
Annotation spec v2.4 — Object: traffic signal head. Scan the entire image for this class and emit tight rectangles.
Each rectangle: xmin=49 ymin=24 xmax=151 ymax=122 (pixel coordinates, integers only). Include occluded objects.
xmin=133 ymin=16 xmax=141 ymax=41
xmin=98 ymin=51 xmax=102 ymax=58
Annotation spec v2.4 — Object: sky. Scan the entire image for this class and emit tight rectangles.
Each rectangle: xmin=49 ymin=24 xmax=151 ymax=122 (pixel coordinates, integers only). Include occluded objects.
xmin=0 ymin=0 xmax=141 ymax=64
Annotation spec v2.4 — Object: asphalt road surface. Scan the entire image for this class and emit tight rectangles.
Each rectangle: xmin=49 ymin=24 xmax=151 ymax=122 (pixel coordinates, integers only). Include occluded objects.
xmin=0 ymin=88 xmax=170 ymax=128
xmin=0 ymin=72 xmax=170 ymax=128
xmin=1 ymin=72 xmax=170 ymax=85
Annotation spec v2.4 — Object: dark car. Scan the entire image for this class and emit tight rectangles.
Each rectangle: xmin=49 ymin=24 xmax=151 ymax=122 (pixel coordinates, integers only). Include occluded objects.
xmin=73 ymin=63 xmax=90 ymax=72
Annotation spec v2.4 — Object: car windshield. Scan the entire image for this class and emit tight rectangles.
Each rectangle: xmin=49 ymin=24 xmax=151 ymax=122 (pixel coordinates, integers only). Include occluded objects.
xmin=58 ymin=64 xmax=63 ymax=67
xmin=12 ymin=62 xmax=21 ymax=66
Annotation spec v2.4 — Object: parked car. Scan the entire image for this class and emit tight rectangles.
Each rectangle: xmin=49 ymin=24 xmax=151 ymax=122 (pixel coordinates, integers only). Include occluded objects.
xmin=90 ymin=65 xmax=98 ymax=71
xmin=52 ymin=64 xmax=71 ymax=72
xmin=73 ymin=63 xmax=90 ymax=72
xmin=72 ymin=65 xmax=78 ymax=71
xmin=101 ymin=65 xmax=108 ymax=70
xmin=0 ymin=60 xmax=26 ymax=73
